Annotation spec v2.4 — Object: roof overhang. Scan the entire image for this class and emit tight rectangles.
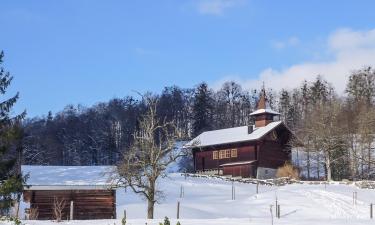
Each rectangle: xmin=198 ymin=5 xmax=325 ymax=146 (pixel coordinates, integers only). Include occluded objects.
xmin=220 ymin=160 xmax=257 ymax=167
xmin=250 ymin=108 xmax=280 ymax=116
xmin=24 ymin=185 xmax=117 ymax=191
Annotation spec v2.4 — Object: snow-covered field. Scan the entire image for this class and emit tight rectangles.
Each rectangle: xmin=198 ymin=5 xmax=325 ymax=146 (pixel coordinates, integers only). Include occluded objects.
xmin=9 ymin=173 xmax=375 ymax=225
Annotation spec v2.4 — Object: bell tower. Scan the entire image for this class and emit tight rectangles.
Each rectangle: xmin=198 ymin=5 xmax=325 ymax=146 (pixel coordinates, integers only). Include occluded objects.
xmin=250 ymin=86 xmax=280 ymax=127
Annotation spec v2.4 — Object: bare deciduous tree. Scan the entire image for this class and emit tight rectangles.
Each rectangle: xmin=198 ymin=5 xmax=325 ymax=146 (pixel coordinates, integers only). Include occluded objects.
xmin=117 ymin=96 xmax=184 ymax=219
xmin=28 ymin=207 xmax=39 ymax=220
xmin=53 ymin=197 xmax=66 ymax=222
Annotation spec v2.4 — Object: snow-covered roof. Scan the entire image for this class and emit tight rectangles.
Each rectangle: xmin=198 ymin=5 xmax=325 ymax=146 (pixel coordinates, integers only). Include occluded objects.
xmin=250 ymin=108 xmax=280 ymax=116
xmin=220 ymin=160 xmax=257 ymax=167
xmin=22 ymin=165 xmax=118 ymax=190
xmin=185 ymin=121 xmax=283 ymax=148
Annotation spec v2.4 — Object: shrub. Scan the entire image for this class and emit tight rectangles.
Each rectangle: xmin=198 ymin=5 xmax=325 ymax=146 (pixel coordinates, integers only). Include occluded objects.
xmin=164 ymin=216 xmax=170 ymax=225
xmin=0 ymin=217 xmax=22 ymax=225
xmin=276 ymin=163 xmax=299 ymax=179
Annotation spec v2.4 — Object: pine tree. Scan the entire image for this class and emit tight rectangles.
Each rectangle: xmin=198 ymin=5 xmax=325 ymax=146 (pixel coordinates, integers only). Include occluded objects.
xmin=278 ymin=89 xmax=291 ymax=124
xmin=346 ymin=67 xmax=375 ymax=104
xmin=192 ymin=83 xmax=214 ymax=137
xmin=0 ymin=51 xmax=26 ymax=216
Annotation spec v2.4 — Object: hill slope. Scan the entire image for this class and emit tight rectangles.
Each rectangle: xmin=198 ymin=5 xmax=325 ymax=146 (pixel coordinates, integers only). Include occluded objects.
xmin=17 ymin=173 xmax=375 ymax=225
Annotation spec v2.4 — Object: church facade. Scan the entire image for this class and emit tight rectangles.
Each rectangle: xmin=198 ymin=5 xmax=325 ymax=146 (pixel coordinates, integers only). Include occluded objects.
xmin=186 ymin=91 xmax=294 ymax=179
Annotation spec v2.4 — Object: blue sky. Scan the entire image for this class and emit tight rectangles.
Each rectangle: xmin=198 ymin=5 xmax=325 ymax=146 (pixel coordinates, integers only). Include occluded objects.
xmin=1 ymin=0 xmax=375 ymax=117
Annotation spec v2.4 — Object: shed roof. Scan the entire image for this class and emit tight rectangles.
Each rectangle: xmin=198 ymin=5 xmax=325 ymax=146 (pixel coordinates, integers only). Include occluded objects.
xmin=185 ymin=121 xmax=283 ymax=148
xmin=22 ymin=165 xmax=117 ymax=190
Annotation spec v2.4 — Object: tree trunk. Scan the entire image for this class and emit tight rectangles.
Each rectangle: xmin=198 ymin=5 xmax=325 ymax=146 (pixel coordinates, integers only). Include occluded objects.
xmin=147 ymin=199 xmax=155 ymax=219
xmin=147 ymin=177 xmax=156 ymax=219
xmin=316 ymin=153 xmax=320 ymax=180
xmin=361 ymin=148 xmax=364 ymax=179
xmin=325 ymin=150 xmax=332 ymax=181
xmin=306 ymin=148 xmax=310 ymax=180
xmin=368 ymin=143 xmax=371 ymax=179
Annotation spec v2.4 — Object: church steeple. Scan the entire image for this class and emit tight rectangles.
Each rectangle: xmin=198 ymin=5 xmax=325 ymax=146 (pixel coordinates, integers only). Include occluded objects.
xmin=257 ymin=85 xmax=267 ymax=110
xmin=250 ymin=85 xmax=280 ymax=127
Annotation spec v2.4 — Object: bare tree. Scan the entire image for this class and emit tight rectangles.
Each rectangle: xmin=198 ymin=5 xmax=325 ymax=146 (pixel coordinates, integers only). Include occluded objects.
xmin=117 ymin=96 xmax=184 ymax=219
xmin=28 ymin=207 xmax=39 ymax=220
xmin=53 ymin=197 xmax=66 ymax=222
xmin=303 ymin=98 xmax=347 ymax=181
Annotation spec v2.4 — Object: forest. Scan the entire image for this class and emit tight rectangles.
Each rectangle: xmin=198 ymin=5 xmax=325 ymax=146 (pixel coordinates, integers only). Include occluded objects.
xmin=22 ymin=67 xmax=375 ymax=181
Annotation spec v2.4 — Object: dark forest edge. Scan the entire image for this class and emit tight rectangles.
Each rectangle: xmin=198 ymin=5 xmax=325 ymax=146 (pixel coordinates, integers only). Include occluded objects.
xmin=21 ymin=67 xmax=375 ymax=181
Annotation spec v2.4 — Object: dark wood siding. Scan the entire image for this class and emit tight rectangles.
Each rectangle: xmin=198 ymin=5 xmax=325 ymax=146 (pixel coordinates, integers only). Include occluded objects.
xmin=194 ymin=143 xmax=257 ymax=171
xmin=258 ymin=126 xmax=292 ymax=169
xmin=23 ymin=189 xmax=116 ymax=220
xmin=222 ymin=164 xmax=256 ymax=178
xmin=192 ymin=123 xmax=293 ymax=177
xmin=258 ymin=141 xmax=290 ymax=168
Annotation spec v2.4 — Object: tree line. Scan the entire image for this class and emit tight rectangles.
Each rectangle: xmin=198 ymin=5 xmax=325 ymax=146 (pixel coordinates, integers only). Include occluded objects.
xmin=22 ymin=82 xmax=260 ymax=166
xmin=20 ymin=67 xmax=375 ymax=180
xmin=3 ymin=49 xmax=375 ymax=218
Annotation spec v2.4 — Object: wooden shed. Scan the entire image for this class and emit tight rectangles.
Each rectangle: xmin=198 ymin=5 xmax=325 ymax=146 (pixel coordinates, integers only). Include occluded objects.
xmin=22 ymin=165 xmax=117 ymax=220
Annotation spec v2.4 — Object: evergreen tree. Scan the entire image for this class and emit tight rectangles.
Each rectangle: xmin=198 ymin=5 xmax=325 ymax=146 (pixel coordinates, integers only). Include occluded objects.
xmin=278 ymin=89 xmax=291 ymax=124
xmin=346 ymin=67 xmax=375 ymax=105
xmin=0 ymin=51 xmax=26 ymax=215
xmin=309 ymin=76 xmax=330 ymax=105
xmin=192 ymin=83 xmax=214 ymax=137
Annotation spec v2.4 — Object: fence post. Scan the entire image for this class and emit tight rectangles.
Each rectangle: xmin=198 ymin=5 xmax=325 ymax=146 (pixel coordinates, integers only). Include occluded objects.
xmin=231 ymin=181 xmax=234 ymax=200
xmin=177 ymin=201 xmax=180 ymax=219
xmin=275 ymin=197 xmax=278 ymax=216
xmin=371 ymin=203 xmax=373 ymax=219
xmin=70 ymin=201 xmax=74 ymax=220
xmin=353 ymin=192 xmax=357 ymax=205
xmin=353 ymin=192 xmax=354 ymax=205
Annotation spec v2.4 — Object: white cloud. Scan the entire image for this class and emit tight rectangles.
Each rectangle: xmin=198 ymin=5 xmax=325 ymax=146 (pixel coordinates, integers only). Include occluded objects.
xmin=196 ymin=0 xmax=245 ymax=15
xmin=214 ymin=28 xmax=375 ymax=94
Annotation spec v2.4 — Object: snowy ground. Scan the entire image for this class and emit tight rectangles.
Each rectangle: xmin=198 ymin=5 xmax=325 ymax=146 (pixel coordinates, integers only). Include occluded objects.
xmin=8 ymin=173 xmax=375 ymax=225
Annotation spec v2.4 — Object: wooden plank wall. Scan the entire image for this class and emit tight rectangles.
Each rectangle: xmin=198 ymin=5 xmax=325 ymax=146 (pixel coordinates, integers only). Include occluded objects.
xmin=192 ymin=123 xmax=293 ymax=175
xmin=24 ymin=189 xmax=116 ymax=220
xmin=194 ymin=143 xmax=257 ymax=171
xmin=223 ymin=164 xmax=255 ymax=178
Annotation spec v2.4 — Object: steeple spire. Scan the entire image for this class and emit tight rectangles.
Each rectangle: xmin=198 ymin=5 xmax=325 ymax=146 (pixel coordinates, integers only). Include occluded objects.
xmin=250 ymin=83 xmax=280 ymax=127
xmin=257 ymin=83 xmax=267 ymax=110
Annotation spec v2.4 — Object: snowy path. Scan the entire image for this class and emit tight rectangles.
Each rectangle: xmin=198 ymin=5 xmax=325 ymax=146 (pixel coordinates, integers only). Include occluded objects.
xmin=296 ymin=189 xmax=368 ymax=219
